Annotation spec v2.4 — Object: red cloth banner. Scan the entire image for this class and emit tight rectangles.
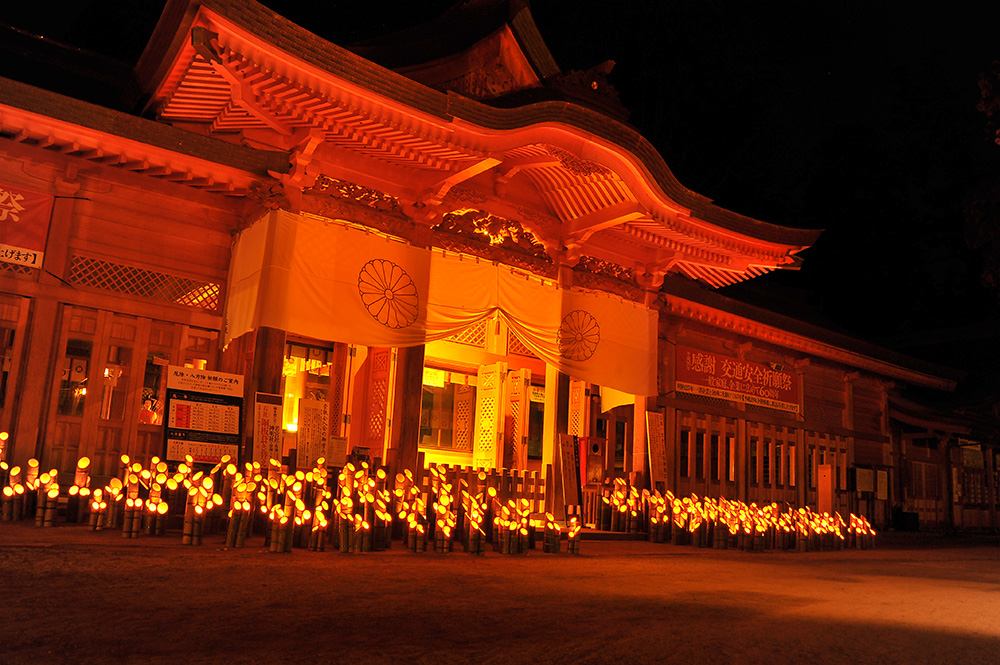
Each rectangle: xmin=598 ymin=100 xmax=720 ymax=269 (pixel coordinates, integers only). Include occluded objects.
xmin=675 ymin=346 xmax=800 ymax=413
xmin=0 ymin=182 xmax=53 ymax=267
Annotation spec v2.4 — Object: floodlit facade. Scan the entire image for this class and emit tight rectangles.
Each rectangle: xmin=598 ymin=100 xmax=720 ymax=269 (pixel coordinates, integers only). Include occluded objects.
xmin=0 ymin=0 xmax=993 ymax=530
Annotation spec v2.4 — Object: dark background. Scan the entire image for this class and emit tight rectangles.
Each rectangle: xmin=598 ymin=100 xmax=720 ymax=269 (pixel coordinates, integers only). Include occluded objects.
xmin=4 ymin=0 xmax=999 ymax=400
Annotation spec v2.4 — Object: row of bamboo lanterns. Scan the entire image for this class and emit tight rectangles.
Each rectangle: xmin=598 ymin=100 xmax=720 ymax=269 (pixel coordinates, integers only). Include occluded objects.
xmin=2 ymin=453 xmax=874 ymax=553
xmin=601 ymin=480 xmax=877 ymax=551
xmin=0 ymin=454 xmax=578 ymax=555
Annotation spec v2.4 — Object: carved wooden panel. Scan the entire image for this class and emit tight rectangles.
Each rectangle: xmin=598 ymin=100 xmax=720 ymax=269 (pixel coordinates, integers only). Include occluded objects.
xmin=474 ymin=362 xmax=505 ymax=469
xmin=568 ymin=379 xmax=588 ymax=437
xmin=453 ymin=384 xmax=475 ymax=451
xmin=505 ymin=368 xmax=530 ymax=468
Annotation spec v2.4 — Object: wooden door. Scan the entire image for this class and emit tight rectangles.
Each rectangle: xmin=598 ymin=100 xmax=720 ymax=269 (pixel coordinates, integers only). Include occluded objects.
xmin=361 ymin=347 xmax=395 ymax=462
xmin=473 ymin=362 xmax=506 ymax=469
xmin=504 ymin=368 xmax=530 ymax=469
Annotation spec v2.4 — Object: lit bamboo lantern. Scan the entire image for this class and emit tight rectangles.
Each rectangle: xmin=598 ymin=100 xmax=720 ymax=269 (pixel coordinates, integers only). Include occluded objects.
xmin=543 ymin=512 xmax=562 ymax=554
xmin=35 ymin=471 xmax=52 ymax=527
xmin=567 ymin=517 xmax=582 ymax=554
xmin=88 ymin=488 xmax=107 ymax=530
xmin=463 ymin=489 xmax=487 ymax=555
xmin=1 ymin=484 xmax=13 ymax=521
xmin=26 ymin=461 xmax=42 ymax=524
xmin=11 ymin=482 xmax=25 ymax=521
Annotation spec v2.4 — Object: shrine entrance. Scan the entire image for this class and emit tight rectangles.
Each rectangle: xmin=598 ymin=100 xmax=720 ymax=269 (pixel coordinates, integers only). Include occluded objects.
xmin=417 ymin=316 xmax=549 ymax=473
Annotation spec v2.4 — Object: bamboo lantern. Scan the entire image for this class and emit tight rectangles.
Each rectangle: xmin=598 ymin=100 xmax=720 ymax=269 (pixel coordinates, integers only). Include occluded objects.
xmin=1 ymin=484 xmax=14 ymax=522
xmin=463 ymin=489 xmax=487 ymax=555
xmin=66 ymin=456 xmax=92 ymax=523
xmin=88 ymin=488 xmax=106 ymax=530
xmin=25 ymin=460 xmax=40 ymax=522
xmin=566 ymin=517 xmax=582 ymax=554
xmin=671 ymin=498 xmax=686 ymax=545
xmin=35 ymin=471 xmax=55 ymax=527
xmin=543 ymin=512 xmax=562 ymax=553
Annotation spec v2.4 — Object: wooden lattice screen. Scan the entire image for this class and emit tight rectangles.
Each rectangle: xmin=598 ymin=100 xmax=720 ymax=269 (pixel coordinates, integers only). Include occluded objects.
xmin=68 ymin=255 xmax=220 ymax=310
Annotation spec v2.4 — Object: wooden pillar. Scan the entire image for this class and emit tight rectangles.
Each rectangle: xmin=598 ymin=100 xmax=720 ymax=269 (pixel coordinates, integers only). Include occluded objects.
xmin=252 ymin=327 xmax=285 ymax=396
xmin=661 ymin=335 xmax=677 ymax=495
xmin=985 ymin=446 xmax=997 ymax=532
xmin=736 ymin=417 xmax=747 ymax=503
xmin=542 ymin=365 xmax=569 ymax=518
xmin=245 ymin=326 xmax=284 ymax=464
xmin=11 ymin=171 xmax=79 ymax=466
xmin=796 ymin=429 xmax=807 ymax=509
xmin=631 ymin=396 xmax=648 ymax=489
xmin=943 ymin=439 xmax=955 ymax=531
xmin=393 ymin=345 xmax=423 ymax=478
xmin=10 ymin=299 xmax=59 ymax=466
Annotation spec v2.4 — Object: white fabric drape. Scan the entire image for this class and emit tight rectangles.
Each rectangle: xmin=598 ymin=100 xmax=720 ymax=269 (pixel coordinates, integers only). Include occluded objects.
xmin=225 ymin=210 xmax=657 ymax=395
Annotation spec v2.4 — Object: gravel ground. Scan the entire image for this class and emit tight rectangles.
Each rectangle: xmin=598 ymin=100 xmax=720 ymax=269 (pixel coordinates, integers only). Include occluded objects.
xmin=1 ymin=523 xmax=998 ymax=665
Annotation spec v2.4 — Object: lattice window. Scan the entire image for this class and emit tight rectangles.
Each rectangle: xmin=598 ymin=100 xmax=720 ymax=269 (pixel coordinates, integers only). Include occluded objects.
xmin=454 ymin=396 xmax=472 ymax=450
xmin=446 ymin=319 xmax=489 ymax=348
xmin=804 ymin=403 xmax=844 ymax=427
xmin=746 ymin=403 xmax=792 ymax=419
xmin=682 ymin=393 xmax=731 ymax=410
xmin=369 ymin=378 xmax=387 ymax=438
xmin=68 ymin=256 xmax=220 ymax=311
xmin=476 ymin=396 xmax=496 ymax=464
xmin=507 ymin=331 xmax=536 ymax=357
xmin=508 ymin=401 xmax=520 ymax=458
xmin=0 ymin=262 xmax=33 ymax=276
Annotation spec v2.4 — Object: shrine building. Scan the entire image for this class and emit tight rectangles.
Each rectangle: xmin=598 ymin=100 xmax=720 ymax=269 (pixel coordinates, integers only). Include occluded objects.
xmin=0 ymin=0 xmax=994 ymax=531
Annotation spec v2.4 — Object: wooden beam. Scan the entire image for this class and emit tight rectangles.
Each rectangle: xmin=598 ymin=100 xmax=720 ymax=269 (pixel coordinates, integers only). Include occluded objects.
xmin=563 ymin=201 xmax=646 ymax=246
xmin=418 ymin=157 xmax=502 ymax=206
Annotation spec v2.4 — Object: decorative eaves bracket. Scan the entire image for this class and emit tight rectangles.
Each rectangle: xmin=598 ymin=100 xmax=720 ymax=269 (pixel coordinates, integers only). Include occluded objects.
xmin=191 ymin=27 xmax=292 ymax=137
xmin=402 ymin=157 xmax=502 ymax=223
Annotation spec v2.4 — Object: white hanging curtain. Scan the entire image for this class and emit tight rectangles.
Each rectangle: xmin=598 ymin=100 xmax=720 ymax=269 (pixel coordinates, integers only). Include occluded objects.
xmin=225 ymin=210 xmax=657 ymax=395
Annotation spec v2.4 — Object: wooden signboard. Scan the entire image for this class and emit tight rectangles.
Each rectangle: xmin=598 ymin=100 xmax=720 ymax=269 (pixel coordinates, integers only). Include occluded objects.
xmin=296 ymin=398 xmax=329 ymax=470
xmin=559 ymin=434 xmax=582 ymax=511
xmin=646 ymin=410 xmax=667 ymax=493
xmin=328 ymin=436 xmax=349 ymax=468
xmin=877 ymin=470 xmax=888 ymax=501
xmin=253 ymin=392 xmax=283 ymax=467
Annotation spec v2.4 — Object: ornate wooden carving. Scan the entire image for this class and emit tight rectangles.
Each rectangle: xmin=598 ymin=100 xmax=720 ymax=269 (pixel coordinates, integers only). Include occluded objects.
xmin=240 ymin=180 xmax=290 ymax=230
xmin=542 ymin=145 xmax=611 ymax=178
xmin=435 ymin=209 xmax=548 ymax=257
xmin=304 ymin=175 xmax=402 ymax=213
xmin=572 ymin=257 xmax=644 ymax=303
xmin=300 ymin=191 xmax=416 ymax=241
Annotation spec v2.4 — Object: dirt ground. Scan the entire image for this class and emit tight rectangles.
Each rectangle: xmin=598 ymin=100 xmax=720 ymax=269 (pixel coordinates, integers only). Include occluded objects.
xmin=1 ymin=523 xmax=999 ymax=665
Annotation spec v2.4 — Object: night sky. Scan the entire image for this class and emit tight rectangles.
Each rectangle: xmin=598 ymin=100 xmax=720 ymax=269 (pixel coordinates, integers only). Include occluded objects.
xmin=4 ymin=1 xmax=1000 ymax=391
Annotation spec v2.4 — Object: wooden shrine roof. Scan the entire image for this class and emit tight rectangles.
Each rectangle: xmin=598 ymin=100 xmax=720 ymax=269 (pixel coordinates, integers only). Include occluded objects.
xmin=658 ymin=274 xmax=962 ymax=392
xmin=0 ymin=77 xmax=289 ymax=197
xmin=132 ymin=0 xmax=821 ymax=290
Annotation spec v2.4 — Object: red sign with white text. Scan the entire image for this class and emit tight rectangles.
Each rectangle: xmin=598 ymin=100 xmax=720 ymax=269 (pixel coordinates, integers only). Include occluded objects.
xmin=675 ymin=346 xmax=800 ymax=413
xmin=0 ymin=182 xmax=53 ymax=268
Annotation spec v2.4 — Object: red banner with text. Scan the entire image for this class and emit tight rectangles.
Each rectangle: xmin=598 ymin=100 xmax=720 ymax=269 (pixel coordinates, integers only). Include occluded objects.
xmin=675 ymin=346 xmax=800 ymax=413
xmin=0 ymin=182 xmax=53 ymax=268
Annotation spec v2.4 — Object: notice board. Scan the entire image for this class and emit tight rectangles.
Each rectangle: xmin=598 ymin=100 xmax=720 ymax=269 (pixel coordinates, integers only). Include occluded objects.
xmin=296 ymin=398 xmax=329 ymax=470
xmin=646 ymin=410 xmax=667 ymax=492
xmin=559 ymin=434 xmax=582 ymax=511
xmin=253 ymin=392 xmax=283 ymax=467
xmin=165 ymin=366 xmax=243 ymax=463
